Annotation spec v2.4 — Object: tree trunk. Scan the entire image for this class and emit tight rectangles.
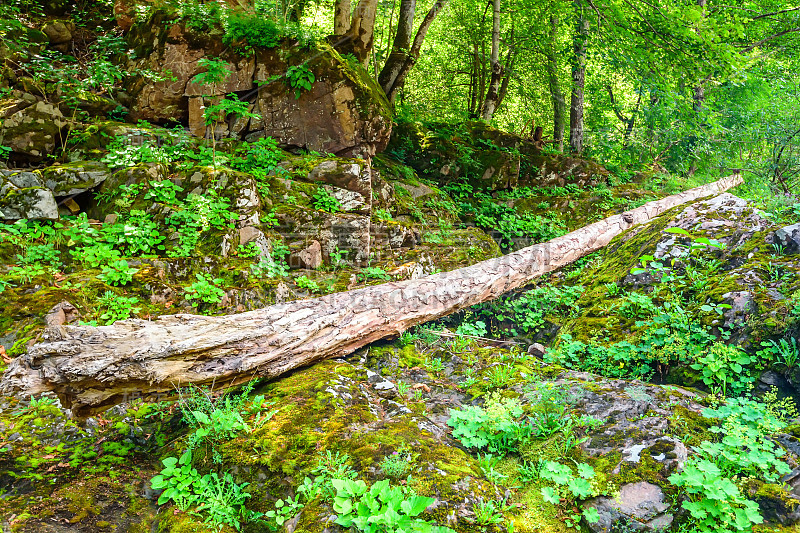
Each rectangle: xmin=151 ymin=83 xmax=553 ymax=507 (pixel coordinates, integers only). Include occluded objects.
xmin=546 ymin=15 xmax=566 ymax=151
xmin=345 ymin=0 xmax=379 ymax=65
xmin=569 ymin=0 xmax=588 ymax=153
xmin=0 ymin=175 xmax=743 ymax=417
xmin=378 ymin=0 xmax=415 ymax=93
xmin=379 ymin=0 xmax=449 ymax=104
xmin=480 ymin=0 xmax=502 ymax=120
xmin=334 ymin=0 xmax=352 ymax=35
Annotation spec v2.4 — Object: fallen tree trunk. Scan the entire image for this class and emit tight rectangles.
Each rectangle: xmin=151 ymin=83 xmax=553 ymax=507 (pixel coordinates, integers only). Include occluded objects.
xmin=0 ymin=174 xmax=742 ymax=416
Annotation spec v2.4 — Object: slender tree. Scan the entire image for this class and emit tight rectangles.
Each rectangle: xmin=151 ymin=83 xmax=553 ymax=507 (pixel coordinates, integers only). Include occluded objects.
xmin=569 ymin=0 xmax=588 ymax=153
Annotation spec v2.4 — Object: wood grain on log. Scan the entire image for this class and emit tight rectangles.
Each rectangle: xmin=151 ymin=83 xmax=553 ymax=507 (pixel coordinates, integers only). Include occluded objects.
xmin=0 ymin=174 xmax=742 ymax=416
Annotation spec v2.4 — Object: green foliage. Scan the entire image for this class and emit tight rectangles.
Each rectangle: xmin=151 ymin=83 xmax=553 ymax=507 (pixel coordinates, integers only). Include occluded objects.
xmin=178 ymin=0 xmax=225 ymax=31
xmin=98 ymin=259 xmax=138 ymax=286
xmin=668 ymin=396 xmax=794 ymax=533
xmin=151 ymin=450 xmax=261 ymax=532
xmin=203 ymin=94 xmax=259 ymax=127
xmin=224 ymin=12 xmax=281 ymax=51
xmin=475 ymin=200 xmax=566 ymax=248
xmin=375 ymin=208 xmax=393 ymax=221
xmin=476 ymin=285 xmax=584 ymax=336
xmin=760 ymin=337 xmax=800 ymax=368
xmin=96 ymin=291 xmax=140 ymax=325
xmin=185 ymin=273 xmax=226 ymax=307
xmin=102 ymin=210 xmax=165 ymax=255
xmin=379 ymin=447 xmax=417 ymax=478
xmin=455 ymin=320 xmax=487 ymax=337
xmin=547 ymin=304 xmax=719 ymax=380
xmin=312 ymin=186 xmax=342 ymax=213
xmin=177 ymin=381 xmax=275 ymax=463
xmin=669 ymin=459 xmax=762 ymax=533
xmin=232 ymin=137 xmax=282 ymax=182
xmin=296 ymin=275 xmax=320 ymax=292
xmin=251 ymin=240 xmax=290 ymax=278
xmin=286 ymin=64 xmax=315 ymax=99
xmin=538 ymin=460 xmax=600 ymax=530
xmin=690 ymin=343 xmax=755 ymax=397
xmin=332 ymin=478 xmax=452 ymax=533
xmin=447 ymin=392 xmax=532 ymax=453
xmin=358 ymin=266 xmax=390 ymax=282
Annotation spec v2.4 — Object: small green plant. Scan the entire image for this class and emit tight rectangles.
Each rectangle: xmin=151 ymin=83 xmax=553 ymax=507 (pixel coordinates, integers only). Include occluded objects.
xmin=236 ymin=242 xmax=260 ymax=259
xmin=690 ymin=343 xmax=754 ymax=397
xmin=375 ymin=208 xmax=393 ymax=221
xmin=312 ymin=186 xmax=342 ymax=213
xmin=477 ymin=453 xmax=508 ymax=484
xmin=332 ymin=478 xmax=452 ymax=533
xmin=358 ymin=266 xmax=390 ymax=282
xmin=700 ymin=301 xmax=732 ymax=317
xmin=185 ymin=273 xmax=226 ymax=307
xmin=472 ymin=497 xmax=508 ymax=525
xmin=425 ymin=357 xmax=445 ymax=373
xmin=604 ymin=282 xmax=620 ymax=296
xmin=144 ymin=180 xmax=184 ymax=204
xmin=539 ymin=460 xmax=600 ymax=530
xmin=98 ymin=259 xmax=138 ymax=286
xmin=486 ymin=364 xmax=515 ymax=388
xmin=455 ymin=320 xmax=487 ymax=337
xmin=151 ymin=450 xmax=262 ymax=531
xmin=97 ymin=291 xmax=140 ymax=325
xmin=296 ymin=275 xmax=321 ymax=293
xmin=379 ymin=447 xmax=416 ymax=478
xmin=286 ymin=63 xmax=315 ymax=98
xmin=761 ymin=337 xmax=800 ymax=368
xmin=447 ymin=392 xmax=532 ymax=453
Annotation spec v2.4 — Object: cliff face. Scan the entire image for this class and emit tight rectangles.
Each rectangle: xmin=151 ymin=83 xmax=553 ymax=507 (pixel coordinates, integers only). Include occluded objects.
xmin=123 ymin=13 xmax=392 ymax=158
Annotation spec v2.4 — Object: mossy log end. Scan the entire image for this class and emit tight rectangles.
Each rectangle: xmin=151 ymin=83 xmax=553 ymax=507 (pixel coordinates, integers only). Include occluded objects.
xmin=0 ymin=174 xmax=743 ymax=416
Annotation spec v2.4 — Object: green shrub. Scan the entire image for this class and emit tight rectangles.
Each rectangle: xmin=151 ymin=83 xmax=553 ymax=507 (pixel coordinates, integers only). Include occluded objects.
xmin=224 ymin=13 xmax=281 ymax=51
xmin=185 ymin=273 xmax=226 ymax=307
xmin=447 ymin=392 xmax=532 ymax=453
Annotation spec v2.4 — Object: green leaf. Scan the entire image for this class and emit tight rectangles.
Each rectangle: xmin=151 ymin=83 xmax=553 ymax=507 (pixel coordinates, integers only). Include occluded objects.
xmin=582 ymin=507 xmax=600 ymax=523
xmin=401 ymin=495 xmax=435 ymax=517
xmin=664 ymin=227 xmax=691 ymax=236
xmin=541 ymin=487 xmax=561 ymax=505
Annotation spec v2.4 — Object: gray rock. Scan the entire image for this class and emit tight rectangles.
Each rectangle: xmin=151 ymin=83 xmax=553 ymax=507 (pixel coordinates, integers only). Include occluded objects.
xmin=722 ymin=291 xmax=757 ymax=326
xmin=0 ymin=170 xmax=59 ymax=219
xmin=774 ymin=223 xmax=800 ymax=255
xmin=587 ymin=482 xmax=673 ymax=532
xmin=0 ymin=99 xmax=68 ymax=160
xmin=326 ymin=185 xmax=368 ymax=212
xmin=40 ymin=161 xmax=109 ymax=195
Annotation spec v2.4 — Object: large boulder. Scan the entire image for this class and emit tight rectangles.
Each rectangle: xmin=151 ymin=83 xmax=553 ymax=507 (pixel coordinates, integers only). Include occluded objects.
xmin=775 ymin=223 xmax=800 ymax=255
xmin=0 ymin=169 xmax=59 ymax=220
xmin=0 ymin=93 xmax=67 ymax=162
xmin=125 ymin=19 xmax=391 ymax=157
xmin=39 ymin=161 xmax=110 ymax=196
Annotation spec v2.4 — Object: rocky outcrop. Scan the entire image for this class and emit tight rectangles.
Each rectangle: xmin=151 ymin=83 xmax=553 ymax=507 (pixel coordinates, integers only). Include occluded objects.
xmin=0 ymin=92 xmax=67 ymax=162
xmin=388 ymin=120 xmax=608 ymax=191
xmin=125 ymin=19 xmax=391 ymax=157
xmin=0 ymin=169 xmax=58 ymax=220
xmin=775 ymin=223 xmax=800 ymax=255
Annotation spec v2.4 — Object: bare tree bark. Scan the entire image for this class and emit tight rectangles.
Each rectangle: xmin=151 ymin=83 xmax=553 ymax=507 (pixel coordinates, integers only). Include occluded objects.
xmin=0 ymin=175 xmax=743 ymax=417
xmin=344 ymin=0 xmax=379 ymax=66
xmin=569 ymin=0 xmax=588 ymax=153
xmin=546 ymin=15 xmax=566 ymax=151
xmin=480 ymin=0 xmax=502 ymax=120
xmin=334 ymin=0 xmax=352 ymax=35
xmin=379 ymin=0 xmax=450 ymax=104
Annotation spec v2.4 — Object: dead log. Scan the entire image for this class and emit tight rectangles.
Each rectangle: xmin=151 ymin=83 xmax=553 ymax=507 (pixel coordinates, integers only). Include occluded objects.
xmin=0 ymin=174 xmax=742 ymax=416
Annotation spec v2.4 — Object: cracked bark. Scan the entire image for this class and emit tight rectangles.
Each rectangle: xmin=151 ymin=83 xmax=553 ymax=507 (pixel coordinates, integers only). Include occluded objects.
xmin=0 ymin=174 xmax=742 ymax=416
